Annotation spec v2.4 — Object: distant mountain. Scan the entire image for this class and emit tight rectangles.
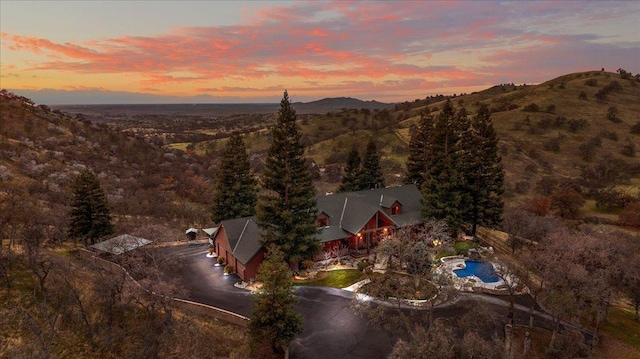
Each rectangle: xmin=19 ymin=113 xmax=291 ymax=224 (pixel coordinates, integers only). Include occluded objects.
xmin=49 ymin=96 xmax=394 ymax=117
xmin=293 ymin=97 xmax=393 ymax=113
xmin=6 ymin=88 xmax=393 ymax=113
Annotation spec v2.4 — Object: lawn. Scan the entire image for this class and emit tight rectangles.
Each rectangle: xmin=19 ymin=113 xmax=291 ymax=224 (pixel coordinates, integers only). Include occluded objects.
xmin=294 ymin=269 xmax=364 ymax=289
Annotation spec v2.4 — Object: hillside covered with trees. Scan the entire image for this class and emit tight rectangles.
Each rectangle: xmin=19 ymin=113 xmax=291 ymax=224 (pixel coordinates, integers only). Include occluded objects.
xmin=1 ymin=69 xmax=639 ymax=358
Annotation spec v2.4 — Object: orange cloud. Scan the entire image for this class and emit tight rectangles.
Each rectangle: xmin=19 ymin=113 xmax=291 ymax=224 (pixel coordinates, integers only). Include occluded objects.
xmin=2 ymin=0 xmax=637 ymax=103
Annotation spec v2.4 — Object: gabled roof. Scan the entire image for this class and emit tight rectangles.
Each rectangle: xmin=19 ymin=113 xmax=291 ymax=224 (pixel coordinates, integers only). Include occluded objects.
xmin=335 ymin=197 xmax=394 ymax=234
xmin=379 ymin=194 xmax=400 ymax=208
xmin=317 ymin=225 xmax=351 ymax=243
xmin=202 ymin=227 xmax=219 ymax=237
xmin=214 ymin=185 xmax=424 ymax=263
xmin=316 ymin=184 xmax=423 ymax=230
xmin=216 ymin=217 xmax=262 ymax=265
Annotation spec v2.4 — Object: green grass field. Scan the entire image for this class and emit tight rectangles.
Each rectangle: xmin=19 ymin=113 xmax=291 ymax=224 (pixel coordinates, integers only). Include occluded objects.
xmin=294 ymin=269 xmax=364 ymax=288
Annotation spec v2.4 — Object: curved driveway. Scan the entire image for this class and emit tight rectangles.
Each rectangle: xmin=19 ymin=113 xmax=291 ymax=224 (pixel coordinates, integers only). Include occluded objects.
xmin=162 ymin=243 xmax=399 ymax=358
xmin=161 ymin=243 xmax=573 ymax=359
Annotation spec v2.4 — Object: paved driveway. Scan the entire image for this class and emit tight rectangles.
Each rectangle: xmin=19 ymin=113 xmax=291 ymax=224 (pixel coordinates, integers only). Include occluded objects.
xmin=160 ymin=244 xmax=575 ymax=358
xmin=161 ymin=243 xmax=397 ymax=358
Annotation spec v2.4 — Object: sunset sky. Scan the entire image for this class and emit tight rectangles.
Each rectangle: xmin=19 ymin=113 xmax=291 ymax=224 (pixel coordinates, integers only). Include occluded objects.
xmin=1 ymin=1 xmax=639 ymax=104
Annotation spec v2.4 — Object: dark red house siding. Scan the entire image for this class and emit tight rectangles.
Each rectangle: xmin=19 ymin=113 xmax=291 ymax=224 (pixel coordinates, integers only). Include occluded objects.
xmin=213 ymin=225 xmax=264 ymax=282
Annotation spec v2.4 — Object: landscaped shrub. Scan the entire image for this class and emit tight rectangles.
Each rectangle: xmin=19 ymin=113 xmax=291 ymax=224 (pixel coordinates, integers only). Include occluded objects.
xmin=357 ymin=259 xmax=371 ymax=272
xmin=224 ymin=264 xmax=235 ymax=274
xmin=217 ymin=256 xmax=226 ymax=265
xmin=454 ymin=241 xmax=478 ymax=256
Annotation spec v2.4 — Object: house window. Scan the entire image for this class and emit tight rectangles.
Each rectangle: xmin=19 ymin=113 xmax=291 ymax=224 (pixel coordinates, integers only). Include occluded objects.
xmin=391 ymin=206 xmax=400 ymax=215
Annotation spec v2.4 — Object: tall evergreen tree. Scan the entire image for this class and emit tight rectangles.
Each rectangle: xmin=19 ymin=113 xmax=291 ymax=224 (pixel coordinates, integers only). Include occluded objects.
xmin=249 ymin=247 xmax=303 ymax=356
xmin=257 ymin=91 xmax=319 ymax=264
xmin=405 ymin=114 xmax=434 ymax=187
xmin=338 ymin=147 xmax=363 ymax=192
xmin=211 ymin=132 xmax=258 ymax=223
xmin=421 ymin=100 xmax=470 ymax=230
xmin=359 ymin=138 xmax=385 ymax=189
xmin=461 ymin=104 xmax=505 ymax=235
xmin=67 ymin=169 xmax=114 ymax=244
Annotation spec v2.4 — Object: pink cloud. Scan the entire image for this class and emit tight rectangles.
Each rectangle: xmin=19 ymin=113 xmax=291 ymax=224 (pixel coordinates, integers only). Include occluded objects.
xmin=2 ymin=1 xmax=638 ymax=100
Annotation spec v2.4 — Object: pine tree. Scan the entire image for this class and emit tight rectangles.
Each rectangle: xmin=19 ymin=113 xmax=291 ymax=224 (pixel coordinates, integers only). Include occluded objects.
xmin=257 ymin=91 xmax=319 ymax=264
xmin=211 ymin=132 xmax=258 ymax=223
xmin=338 ymin=147 xmax=363 ymax=192
xmin=461 ymin=104 xmax=505 ymax=235
xmin=67 ymin=169 xmax=114 ymax=244
xmin=405 ymin=114 xmax=434 ymax=186
xmin=421 ymin=100 xmax=470 ymax=230
xmin=249 ymin=247 xmax=303 ymax=356
xmin=359 ymin=138 xmax=385 ymax=189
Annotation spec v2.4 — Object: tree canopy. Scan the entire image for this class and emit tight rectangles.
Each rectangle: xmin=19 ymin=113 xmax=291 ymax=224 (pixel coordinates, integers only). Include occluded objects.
xmin=338 ymin=147 xmax=362 ymax=192
xmin=359 ymin=138 xmax=385 ymax=190
xmin=461 ymin=104 xmax=504 ymax=234
xmin=405 ymin=114 xmax=434 ymax=187
xmin=421 ymin=100 xmax=504 ymax=233
xmin=256 ymin=91 xmax=319 ymax=264
xmin=67 ymin=169 xmax=114 ymax=244
xmin=249 ymin=247 xmax=303 ymax=356
xmin=211 ymin=132 xmax=258 ymax=223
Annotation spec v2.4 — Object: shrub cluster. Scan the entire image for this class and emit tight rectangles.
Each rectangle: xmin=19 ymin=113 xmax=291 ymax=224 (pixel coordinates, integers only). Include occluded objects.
xmin=595 ymin=80 xmax=623 ymax=102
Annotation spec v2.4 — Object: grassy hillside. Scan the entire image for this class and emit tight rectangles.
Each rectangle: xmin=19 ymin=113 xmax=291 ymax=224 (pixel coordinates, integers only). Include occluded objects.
xmin=399 ymin=71 xmax=640 ymax=208
xmin=190 ymin=70 xmax=640 ymax=213
xmin=3 ymin=70 xmax=638 ymax=221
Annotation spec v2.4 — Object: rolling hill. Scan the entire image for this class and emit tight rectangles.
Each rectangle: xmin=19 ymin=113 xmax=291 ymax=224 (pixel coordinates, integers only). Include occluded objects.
xmin=2 ymin=69 xmax=639 ymax=225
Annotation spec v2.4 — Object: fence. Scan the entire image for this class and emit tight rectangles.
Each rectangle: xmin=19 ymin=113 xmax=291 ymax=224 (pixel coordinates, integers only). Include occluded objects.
xmin=75 ymin=247 xmax=250 ymax=327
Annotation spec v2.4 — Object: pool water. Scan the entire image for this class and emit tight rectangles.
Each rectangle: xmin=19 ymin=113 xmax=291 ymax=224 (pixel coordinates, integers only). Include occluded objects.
xmin=453 ymin=260 xmax=500 ymax=283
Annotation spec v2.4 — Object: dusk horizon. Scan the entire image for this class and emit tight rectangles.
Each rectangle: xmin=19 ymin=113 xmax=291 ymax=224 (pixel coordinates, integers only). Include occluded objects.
xmin=2 ymin=1 xmax=639 ymax=105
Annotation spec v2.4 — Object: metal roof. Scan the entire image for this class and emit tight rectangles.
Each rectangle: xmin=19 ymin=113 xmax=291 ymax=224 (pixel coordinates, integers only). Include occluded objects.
xmin=90 ymin=234 xmax=152 ymax=255
xmin=202 ymin=227 xmax=219 ymax=236
xmin=215 ymin=184 xmax=424 ymax=263
xmin=216 ymin=217 xmax=262 ymax=266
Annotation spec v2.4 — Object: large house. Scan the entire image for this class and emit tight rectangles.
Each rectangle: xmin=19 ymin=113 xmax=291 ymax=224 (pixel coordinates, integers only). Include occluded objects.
xmin=209 ymin=184 xmax=423 ymax=282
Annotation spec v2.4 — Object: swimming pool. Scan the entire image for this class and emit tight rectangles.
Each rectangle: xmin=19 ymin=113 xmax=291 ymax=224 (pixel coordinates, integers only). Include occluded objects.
xmin=453 ymin=260 xmax=500 ymax=283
